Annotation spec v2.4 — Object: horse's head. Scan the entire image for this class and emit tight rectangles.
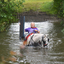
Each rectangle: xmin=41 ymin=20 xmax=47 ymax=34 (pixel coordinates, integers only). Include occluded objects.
xmin=41 ymin=34 xmax=49 ymax=47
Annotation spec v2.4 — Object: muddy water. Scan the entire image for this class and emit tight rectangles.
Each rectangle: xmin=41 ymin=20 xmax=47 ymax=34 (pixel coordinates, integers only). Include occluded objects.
xmin=0 ymin=21 xmax=64 ymax=64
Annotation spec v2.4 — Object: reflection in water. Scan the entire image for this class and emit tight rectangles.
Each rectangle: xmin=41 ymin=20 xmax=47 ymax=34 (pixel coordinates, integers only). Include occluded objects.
xmin=0 ymin=21 xmax=64 ymax=64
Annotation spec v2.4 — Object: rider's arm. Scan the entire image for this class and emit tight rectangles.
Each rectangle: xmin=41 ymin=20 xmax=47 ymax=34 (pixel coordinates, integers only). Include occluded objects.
xmin=25 ymin=28 xmax=28 ymax=32
xmin=25 ymin=28 xmax=30 ymax=33
xmin=34 ymin=28 xmax=40 ymax=33
xmin=34 ymin=29 xmax=40 ymax=33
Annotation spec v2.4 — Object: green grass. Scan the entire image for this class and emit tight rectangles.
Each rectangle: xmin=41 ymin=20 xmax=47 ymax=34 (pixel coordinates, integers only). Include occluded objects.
xmin=19 ymin=0 xmax=54 ymax=15
xmin=25 ymin=0 xmax=53 ymax=2
xmin=16 ymin=0 xmax=55 ymax=15
xmin=40 ymin=2 xmax=55 ymax=14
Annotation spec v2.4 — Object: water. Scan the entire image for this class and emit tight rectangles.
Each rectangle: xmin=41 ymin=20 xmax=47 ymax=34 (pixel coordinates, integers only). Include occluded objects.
xmin=0 ymin=20 xmax=64 ymax=64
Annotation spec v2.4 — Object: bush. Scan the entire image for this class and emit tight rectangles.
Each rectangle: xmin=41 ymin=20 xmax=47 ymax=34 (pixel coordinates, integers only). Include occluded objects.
xmin=40 ymin=2 xmax=55 ymax=15
xmin=53 ymin=0 xmax=64 ymax=18
xmin=0 ymin=0 xmax=25 ymax=32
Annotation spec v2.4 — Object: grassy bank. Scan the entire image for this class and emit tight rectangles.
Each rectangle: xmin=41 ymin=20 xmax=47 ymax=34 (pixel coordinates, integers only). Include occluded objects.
xmin=19 ymin=0 xmax=54 ymax=15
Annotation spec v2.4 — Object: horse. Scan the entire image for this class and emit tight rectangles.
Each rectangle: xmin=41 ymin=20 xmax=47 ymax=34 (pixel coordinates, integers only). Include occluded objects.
xmin=23 ymin=33 xmax=49 ymax=48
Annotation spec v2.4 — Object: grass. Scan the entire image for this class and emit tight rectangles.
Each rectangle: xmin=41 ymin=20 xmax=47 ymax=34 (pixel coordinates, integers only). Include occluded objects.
xmin=40 ymin=2 xmax=55 ymax=14
xmin=17 ymin=0 xmax=55 ymax=15
xmin=25 ymin=0 xmax=53 ymax=3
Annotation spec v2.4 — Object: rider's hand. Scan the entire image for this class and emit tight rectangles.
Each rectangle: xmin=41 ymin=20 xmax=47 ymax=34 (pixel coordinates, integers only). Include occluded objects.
xmin=34 ymin=29 xmax=40 ymax=33
xmin=34 ymin=29 xmax=38 ymax=32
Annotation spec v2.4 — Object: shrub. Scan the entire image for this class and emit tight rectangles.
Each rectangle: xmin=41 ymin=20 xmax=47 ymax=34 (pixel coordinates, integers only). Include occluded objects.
xmin=0 ymin=0 xmax=25 ymax=32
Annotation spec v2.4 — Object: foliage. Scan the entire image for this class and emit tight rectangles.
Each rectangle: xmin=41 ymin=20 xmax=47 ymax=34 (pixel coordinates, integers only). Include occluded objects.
xmin=61 ymin=29 xmax=64 ymax=34
xmin=53 ymin=0 xmax=64 ymax=34
xmin=53 ymin=0 xmax=64 ymax=18
xmin=0 ymin=0 xmax=25 ymax=32
xmin=63 ymin=1 xmax=64 ymax=17
xmin=40 ymin=2 xmax=55 ymax=15
xmin=61 ymin=21 xmax=64 ymax=34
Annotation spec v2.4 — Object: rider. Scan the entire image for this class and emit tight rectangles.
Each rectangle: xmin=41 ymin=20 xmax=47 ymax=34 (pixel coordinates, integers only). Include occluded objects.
xmin=25 ymin=22 xmax=40 ymax=33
